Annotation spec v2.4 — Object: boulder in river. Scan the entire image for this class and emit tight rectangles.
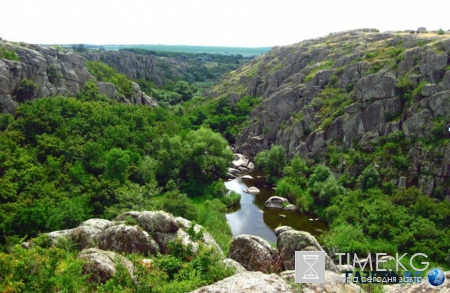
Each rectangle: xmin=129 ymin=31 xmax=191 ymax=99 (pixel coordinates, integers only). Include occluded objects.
xmin=265 ymin=196 xmax=289 ymax=209
xmin=244 ymin=186 xmax=260 ymax=194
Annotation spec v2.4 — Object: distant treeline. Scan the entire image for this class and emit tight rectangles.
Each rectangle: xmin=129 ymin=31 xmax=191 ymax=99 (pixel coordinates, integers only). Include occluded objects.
xmin=84 ymin=44 xmax=271 ymax=57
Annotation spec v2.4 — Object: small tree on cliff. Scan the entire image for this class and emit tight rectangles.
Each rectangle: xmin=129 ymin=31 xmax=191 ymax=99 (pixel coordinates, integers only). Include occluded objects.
xmin=16 ymin=79 xmax=38 ymax=102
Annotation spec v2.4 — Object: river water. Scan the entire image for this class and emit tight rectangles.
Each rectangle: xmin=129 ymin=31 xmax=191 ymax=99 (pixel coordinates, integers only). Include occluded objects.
xmin=224 ymin=170 xmax=328 ymax=244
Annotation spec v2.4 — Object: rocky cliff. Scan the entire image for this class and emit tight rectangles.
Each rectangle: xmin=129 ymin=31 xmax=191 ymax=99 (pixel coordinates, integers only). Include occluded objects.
xmin=0 ymin=42 xmax=157 ymax=113
xmin=211 ymin=29 xmax=450 ymax=196
xmin=85 ymin=50 xmax=166 ymax=86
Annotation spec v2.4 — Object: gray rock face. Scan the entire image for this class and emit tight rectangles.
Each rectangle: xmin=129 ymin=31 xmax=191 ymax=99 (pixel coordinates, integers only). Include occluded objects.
xmin=0 ymin=42 xmax=157 ymax=112
xmin=277 ymin=229 xmax=338 ymax=272
xmin=217 ymin=30 xmax=450 ymax=196
xmin=189 ymin=271 xmax=293 ymax=293
xmin=85 ymin=51 xmax=164 ymax=87
xmin=228 ymin=235 xmax=278 ymax=272
xmin=354 ymin=72 xmax=397 ymax=103
xmin=97 ymin=82 xmax=117 ymax=99
xmin=78 ymin=248 xmax=134 ymax=284
xmin=419 ymin=50 xmax=448 ymax=82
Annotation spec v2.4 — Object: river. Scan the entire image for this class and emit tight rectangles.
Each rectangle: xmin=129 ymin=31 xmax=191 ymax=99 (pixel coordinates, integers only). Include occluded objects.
xmin=224 ymin=170 xmax=328 ymax=244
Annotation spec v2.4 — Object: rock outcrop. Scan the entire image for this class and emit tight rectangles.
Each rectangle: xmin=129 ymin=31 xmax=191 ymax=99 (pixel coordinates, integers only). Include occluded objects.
xmin=210 ymin=29 xmax=450 ymax=196
xmin=190 ymin=271 xmax=293 ymax=293
xmin=228 ymin=235 xmax=278 ymax=272
xmin=277 ymin=228 xmax=339 ymax=272
xmin=44 ymin=210 xmax=223 ymax=282
xmin=0 ymin=42 xmax=157 ymax=113
xmin=85 ymin=50 xmax=164 ymax=87
xmin=78 ymin=248 xmax=134 ymax=284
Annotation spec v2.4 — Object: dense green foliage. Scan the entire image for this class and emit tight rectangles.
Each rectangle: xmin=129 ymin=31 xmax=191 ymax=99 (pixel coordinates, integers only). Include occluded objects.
xmin=184 ymin=95 xmax=262 ymax=144
xmin=0 ymin=83 xmax=234 ymax=245
xmin=260 ymin=145 xmax=450 ymax=266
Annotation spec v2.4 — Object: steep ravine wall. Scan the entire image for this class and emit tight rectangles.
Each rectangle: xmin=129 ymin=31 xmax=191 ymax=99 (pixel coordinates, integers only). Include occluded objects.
xmin=0 ymin=42 xmax=157 ymax=113
xmin=211 ymin=29 xmax=450 ymax=196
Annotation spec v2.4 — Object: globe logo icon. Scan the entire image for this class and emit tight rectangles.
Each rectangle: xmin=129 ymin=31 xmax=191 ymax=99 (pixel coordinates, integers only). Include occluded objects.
xmin=428 ymin=268 xmax=445 ymax=287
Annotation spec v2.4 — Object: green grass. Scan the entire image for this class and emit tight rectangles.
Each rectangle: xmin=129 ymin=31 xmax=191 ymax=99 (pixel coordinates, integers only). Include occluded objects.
xmin=195 ymin=203 xmax=233 ymax=255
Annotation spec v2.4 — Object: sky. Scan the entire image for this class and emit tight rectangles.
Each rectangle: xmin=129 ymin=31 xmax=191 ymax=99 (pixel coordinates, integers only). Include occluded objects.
xmin=1 ymin=0 xmax=449 ymax=47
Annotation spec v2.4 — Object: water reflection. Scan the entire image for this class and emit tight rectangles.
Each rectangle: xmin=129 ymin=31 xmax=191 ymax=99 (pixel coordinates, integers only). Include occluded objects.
xmin=225 ymin=170 xmax=328 ymax=244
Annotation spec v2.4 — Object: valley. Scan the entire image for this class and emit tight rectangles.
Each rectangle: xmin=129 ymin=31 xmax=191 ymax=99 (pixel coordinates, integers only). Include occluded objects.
xmin=0 ymin=28 xmax=449 ymax=292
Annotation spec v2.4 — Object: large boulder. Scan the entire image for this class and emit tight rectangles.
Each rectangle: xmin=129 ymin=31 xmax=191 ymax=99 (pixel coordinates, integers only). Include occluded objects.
xmin=97 ymin=224 xmax=159 ymax=256
xmin=115 ymin=211 xmax=179 ymax=233
xmin=97 ymin=82 xmax=117 ymax=99
xmin=78 ymin=248 xmax=134 ymax=284
xmin=280 ymin=270 xmax=364 ymax=293
xmin=277 ymin=229 xmax=338 ymax=272
xmin=175 ymin=217 xmax=224 ymax=256
xmin=46 ymin=218 xmax=113 ymax=249
xmin=189 ymin=271 xmax=293 ymax=293
xmin=228 ymin=235 xmax=278 ymax=272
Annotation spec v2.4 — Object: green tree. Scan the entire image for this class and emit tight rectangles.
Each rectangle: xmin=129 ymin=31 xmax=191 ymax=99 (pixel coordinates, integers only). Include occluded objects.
xmin=359 ymin=165 xmax=380 ymax=191
xmin=105 ymin=148 xmax=132 ymax=184
xmin=184 ymin=127 xmax=234 ymax=182
xmin=255 ymin=145 xmax=286 ymax=180
xmin=173 ymin=81 xmax=197 ymax=102
xmin=308 ymin=164 xmax=331 ymax=187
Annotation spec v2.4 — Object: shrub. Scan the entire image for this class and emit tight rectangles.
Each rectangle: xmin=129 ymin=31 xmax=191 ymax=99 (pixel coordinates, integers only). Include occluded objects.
xmin=358 ymin=165 xmax=380 ymax=191
xmin=16 ymin=79 xmax=38 ymax=102
xmin=320 ymin=117 xmax=333 ymax=130
xmin=0 ymin=47 xmax=19 ymax=61
xmin=396 ymin=74 xmax=414 ymax=101
xmin=438 ymin=28 xmax=445 ymax=35
xmin=219 ymin=191 xmax=241 ymax=208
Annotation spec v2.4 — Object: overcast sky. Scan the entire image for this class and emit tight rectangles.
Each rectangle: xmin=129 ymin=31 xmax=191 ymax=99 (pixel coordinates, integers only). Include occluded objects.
xmin=1 ymin=0 xmax=449 ymax=47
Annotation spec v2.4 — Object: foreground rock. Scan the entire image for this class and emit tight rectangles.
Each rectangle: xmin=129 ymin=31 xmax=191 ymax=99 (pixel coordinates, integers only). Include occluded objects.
xmin=383 ymin=271 xmax=450 ymax=292
xmin=78 ymin=248 xmax=134 ymax=284
xmin=190 ymin=271 xmax=293 ymax=293
xmin=228 ymin=235 xmax=278 ymax=272
xmin=46 ymin=211 xmax=223 ymax=257
xmin=43 ymin=210 xmax=224 ymax=284
xmin=97 ymin=224 xmax=159 ymax=256
xmin=47 ymin=218 xmax=113 ymax=249
xmin=277 ymin=229 xmax=339 ymax=272
xmin=280 ymin=270 xmax=364 ymax=293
